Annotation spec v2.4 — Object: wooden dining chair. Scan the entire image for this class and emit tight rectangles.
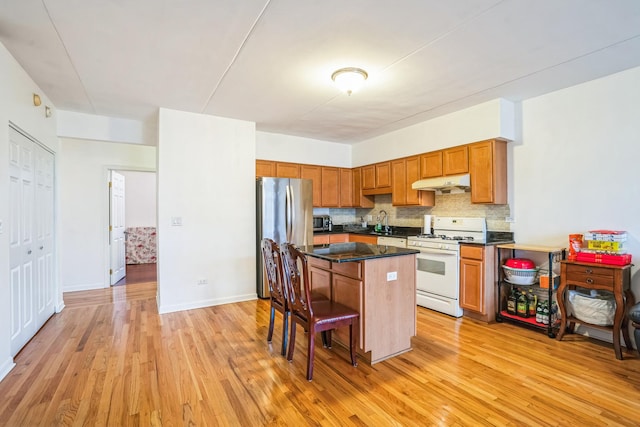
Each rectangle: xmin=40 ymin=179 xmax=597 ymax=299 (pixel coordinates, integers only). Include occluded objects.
xmin=280 ymin=243 xmax=359 ymax=381
xmin=261 ymin=238 xmax=289 ymax=356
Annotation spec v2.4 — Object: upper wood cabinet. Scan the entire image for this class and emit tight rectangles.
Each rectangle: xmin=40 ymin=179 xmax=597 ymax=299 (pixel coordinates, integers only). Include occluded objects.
xmin=275 ymin=162 xmax=300 ymax=178
xmin=352 ymin=168 xmax=375 ymax=208
xmin=392 ymin=156 xmax=435 ymax=207
xmin=255 ymin=160 xmax=275 ymax=178
xmin=321 ymin=167 xmax=340 ymax=207
xmin=339 ymin=168 xmax=354 ymax=207
xmin=443 ymin=145 xmax=469 ymax=175
xmin=419 ymin=151 xmax=443 ymax=178
xmin=469 ymin=139 xmax=507 ymax=204
xmin=300 ymin=164 xmax=322 ymax=207
xmin=362 ymin=161 xmax=392 ymax=195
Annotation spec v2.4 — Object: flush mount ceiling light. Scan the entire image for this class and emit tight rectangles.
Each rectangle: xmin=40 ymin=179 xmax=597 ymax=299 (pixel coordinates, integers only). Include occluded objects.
xmin=331 ymin=67 xmax=368 ymax=96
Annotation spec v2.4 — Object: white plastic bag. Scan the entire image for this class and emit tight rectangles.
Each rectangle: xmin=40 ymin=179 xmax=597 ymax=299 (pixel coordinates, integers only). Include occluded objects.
xmin=567 ymin=289 xmax=615 ymax=326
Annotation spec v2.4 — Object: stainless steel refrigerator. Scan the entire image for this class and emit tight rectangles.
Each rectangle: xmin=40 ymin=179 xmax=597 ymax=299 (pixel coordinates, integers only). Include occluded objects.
xmin=256 ymin=177 xmax=313 ymax=298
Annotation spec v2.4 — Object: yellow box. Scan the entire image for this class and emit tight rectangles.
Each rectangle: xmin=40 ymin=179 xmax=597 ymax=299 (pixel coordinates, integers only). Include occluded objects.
xmin=587 ymin=240 xmax=625 ymax=251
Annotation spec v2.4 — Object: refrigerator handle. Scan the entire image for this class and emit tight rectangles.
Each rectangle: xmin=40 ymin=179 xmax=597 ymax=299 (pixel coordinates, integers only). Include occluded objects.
xmin=285 ymin=185 xmax=292 ymax=242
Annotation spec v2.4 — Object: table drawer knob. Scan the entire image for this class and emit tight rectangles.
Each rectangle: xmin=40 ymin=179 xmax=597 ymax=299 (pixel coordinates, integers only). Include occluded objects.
xmin=586 ymin=278 xmax=594 ymax=284
xmin=585 ymin=268 xmax=593 ymax=274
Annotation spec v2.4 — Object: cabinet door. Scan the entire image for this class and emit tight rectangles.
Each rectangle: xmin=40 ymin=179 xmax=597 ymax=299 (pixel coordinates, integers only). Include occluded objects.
xmin=352 ymin=168 xmax=374 ymax=207
xmin=309 ymin=266 xmax=332 ymax=300
xmin=443 ymin=146 xmax=469 ymax=175
xmin=420 ymin=151 xmax=443 ymax=178
xmin=332 ymin=273 xmax=364 ymax=351
xmin=405 ymin=155 xmax=434 ymax=206
xmin=391 ymin=159 xmax=406 ymax=206
xmin=300 ymin=164 xmax=322 ymax=207
xmin=275 ymin=162 xmax=300 ymax=178
xmin=329 ymin=233 xmax=349 ymax=243
xmin=339 ymin=168 xmax=354 ymax=207
xmin=361 ymin=165 xmax=376 ymax=189
xmin=469 ymin=139 xmax=507 ymax=204
xmin=349 ymin=234 xmax=378 ymax=244
xmin=313 ymin=234 xmax=330 ymax=245
xmin=460 ymin=257 xmax=484 ymax=313
xmin=321 ymin=167 xmax=339 ymax=207
xmin=375 ymin=161 xmax=392 ymax=188
xmin=255 ymin=160 xmax=275 ymax=177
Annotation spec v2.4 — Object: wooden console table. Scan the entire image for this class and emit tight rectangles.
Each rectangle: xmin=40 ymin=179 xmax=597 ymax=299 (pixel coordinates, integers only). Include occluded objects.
xmin=556 ymin=260 xmax=634 ymax=360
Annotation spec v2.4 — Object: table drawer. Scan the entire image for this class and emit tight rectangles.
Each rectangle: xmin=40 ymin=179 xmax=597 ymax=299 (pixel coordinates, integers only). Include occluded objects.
xmin=566 ymin=264 xmax=614 ymax=278
xmin=565 ymin=271 xmax=614 ymax=288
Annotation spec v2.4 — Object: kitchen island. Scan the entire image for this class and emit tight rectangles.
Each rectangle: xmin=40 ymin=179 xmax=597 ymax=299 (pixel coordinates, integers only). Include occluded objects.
xmin=301 ymin=242 xmax=419 ymax=364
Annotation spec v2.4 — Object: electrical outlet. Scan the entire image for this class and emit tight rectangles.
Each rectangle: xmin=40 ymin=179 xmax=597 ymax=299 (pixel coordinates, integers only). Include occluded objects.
xmin=387 ymin=271 xmax=397 ymax=281
xmin=367 ymin=215 xmax=373 ymax=221
xmin=505 ymin=216 xmax=515 ymax=223
xmin=197 ymin=279 xmax=208 ymax=286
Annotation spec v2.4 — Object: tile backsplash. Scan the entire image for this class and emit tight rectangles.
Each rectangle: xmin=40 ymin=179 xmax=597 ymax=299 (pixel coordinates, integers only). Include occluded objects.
xmin=322 ymin=192 xmax=511 ymax=231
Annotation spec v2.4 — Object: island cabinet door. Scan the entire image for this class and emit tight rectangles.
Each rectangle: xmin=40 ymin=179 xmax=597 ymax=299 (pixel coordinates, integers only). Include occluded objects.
xmin=332 ymin=274 xmax=364 ymax=352
xmin=308 ymin=257 xmax=332 ymax=299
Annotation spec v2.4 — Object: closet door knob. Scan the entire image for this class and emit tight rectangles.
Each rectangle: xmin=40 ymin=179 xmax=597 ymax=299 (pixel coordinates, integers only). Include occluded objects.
xmin=40 ymin=246 xmax=44 ymax=250
xmin=27 ymin=250 xmax=32 ymax=255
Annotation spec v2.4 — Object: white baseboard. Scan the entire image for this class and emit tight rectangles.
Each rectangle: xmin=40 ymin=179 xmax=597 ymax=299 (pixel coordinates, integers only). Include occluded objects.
xmin=158 ymin=293 xmax=258 ymax=314
xmin=63 ymin=282 xmax=107 ymax=292
xmin=0 ymin=357 xmax=16 ymax=383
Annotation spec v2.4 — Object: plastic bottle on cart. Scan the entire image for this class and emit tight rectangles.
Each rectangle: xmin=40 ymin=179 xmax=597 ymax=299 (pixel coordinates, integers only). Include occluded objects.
xmin=536 ymin=301 xmax=543 ymax=323
xmin=542 ymin=301 xmax=550 ymax=325
xmin=516 ymin=289 xmax=529 ymax=318
xmin=507 ymin=288 xmax=518 ymax=315
xmin=528 ymin=290 xmax=537 ymax=318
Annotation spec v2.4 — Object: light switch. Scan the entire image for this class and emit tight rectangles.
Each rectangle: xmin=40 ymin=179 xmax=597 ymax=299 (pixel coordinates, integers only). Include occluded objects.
xmin=171 ymin=217 xmax=183 ymax=226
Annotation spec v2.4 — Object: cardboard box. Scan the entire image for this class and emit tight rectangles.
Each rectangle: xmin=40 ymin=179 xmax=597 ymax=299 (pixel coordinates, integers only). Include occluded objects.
xmin=539 ymin=274 xmax=559 ymax=289
xmin=586 ymin=240 xmax=625 ymax=251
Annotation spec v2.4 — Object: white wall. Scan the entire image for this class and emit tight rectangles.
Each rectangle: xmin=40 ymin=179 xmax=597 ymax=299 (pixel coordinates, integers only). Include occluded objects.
xmin=157 ymin=108 xmax=256 ymax=313
xmin=58 ymin=138 xmax=156 ymax=292
xmin=0 ymin=42 xmax=60 ymax=381
xmin=352 ymin=98 xmax=515 ymax=166
xmin=256 ymin=131 xmax=352 ymax=167
xmin=120 ymin=170 xmax=156 ymax=227
xmin=515 ymin=66 xmax=640 ymax=344
xmin=57 ymin=110 xmax=158 ymax=146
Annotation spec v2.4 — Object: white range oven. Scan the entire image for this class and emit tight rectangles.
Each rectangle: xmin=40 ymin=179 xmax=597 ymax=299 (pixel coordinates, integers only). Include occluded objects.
xmin=408 ymin=217 xmax=486 ymax=317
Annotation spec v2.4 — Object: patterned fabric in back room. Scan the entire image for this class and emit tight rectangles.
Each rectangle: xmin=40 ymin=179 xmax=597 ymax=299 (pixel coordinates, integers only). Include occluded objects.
xmin=126 ymin=227 xmax=157 ymax=264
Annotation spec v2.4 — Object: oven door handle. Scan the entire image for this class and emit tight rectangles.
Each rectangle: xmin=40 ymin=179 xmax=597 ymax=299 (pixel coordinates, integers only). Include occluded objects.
xmin=416 ymin=248 xmax=458 ymax=257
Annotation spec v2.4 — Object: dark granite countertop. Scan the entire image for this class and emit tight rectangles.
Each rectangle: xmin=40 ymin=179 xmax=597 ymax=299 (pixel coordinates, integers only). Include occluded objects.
xmin=301 ymin=242 xmax=419 ymax=263
xmin=314 ymin=225 xmax=423 ymax=238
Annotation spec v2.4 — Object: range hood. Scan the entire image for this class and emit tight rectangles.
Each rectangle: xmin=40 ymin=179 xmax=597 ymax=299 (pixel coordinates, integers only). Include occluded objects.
xmin=412 ymin=174 xmax=471 ymax=192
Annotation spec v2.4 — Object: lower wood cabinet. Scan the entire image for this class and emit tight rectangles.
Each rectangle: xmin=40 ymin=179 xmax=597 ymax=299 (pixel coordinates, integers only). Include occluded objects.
xmin=313 ymin=233 xmax=349 ymax=245
xmin=348 ymin=234 xmax=377 ymax=244
xmin=459 ymin=244 xmax=496 ymax=322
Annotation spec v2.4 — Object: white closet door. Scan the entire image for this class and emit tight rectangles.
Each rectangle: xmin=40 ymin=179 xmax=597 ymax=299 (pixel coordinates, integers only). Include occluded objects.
xmin=8 ymin=126 xmax=55 ymax=356
xmin=110 ymin=171 xmax=126 ymax=284
xmin=35 ymin=145 xmax=55 ymax=327
xmin=9 ymin=127 xmax=36 ymax=355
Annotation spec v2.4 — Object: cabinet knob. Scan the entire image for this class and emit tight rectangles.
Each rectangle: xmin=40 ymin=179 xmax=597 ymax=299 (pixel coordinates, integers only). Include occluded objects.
xmin=586 ymin=278 xmax=594 ymax=284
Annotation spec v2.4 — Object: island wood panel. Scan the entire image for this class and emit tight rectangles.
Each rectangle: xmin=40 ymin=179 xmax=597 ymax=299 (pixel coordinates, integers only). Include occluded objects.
xmin=332 ymin=273 xmax=365 ymax=352
xmin=363 ymin=255 xmax=416 ymax=363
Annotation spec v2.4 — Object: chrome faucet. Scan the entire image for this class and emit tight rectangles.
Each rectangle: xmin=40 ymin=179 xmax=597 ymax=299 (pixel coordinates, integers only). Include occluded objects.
xmin=379 ymin=210 xmax=389 ymax=233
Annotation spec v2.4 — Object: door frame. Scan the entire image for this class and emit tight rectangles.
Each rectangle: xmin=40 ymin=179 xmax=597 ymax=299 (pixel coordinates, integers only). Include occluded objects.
xmin=102 ymin=166 xmax=156 ymax=288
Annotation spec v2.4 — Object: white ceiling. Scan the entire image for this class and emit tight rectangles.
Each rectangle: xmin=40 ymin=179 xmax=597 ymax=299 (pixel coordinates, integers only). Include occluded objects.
xmin=1 ymin=0 xmax=639 ymax=144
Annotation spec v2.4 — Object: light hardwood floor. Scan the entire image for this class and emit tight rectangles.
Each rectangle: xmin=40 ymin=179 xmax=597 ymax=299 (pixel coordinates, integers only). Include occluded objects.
xmin=0 ymin=277 xmax=639 ymax=426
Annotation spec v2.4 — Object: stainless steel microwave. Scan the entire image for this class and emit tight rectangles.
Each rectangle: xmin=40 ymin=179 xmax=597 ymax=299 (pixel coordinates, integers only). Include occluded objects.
xmin=313 ymin=215 xmax=331 ymax=232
